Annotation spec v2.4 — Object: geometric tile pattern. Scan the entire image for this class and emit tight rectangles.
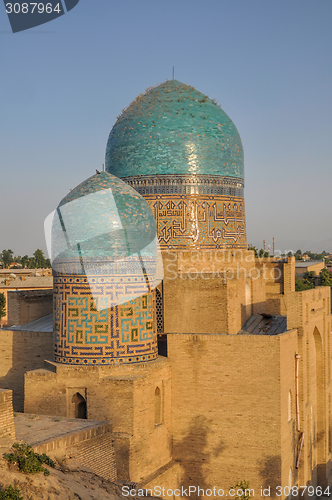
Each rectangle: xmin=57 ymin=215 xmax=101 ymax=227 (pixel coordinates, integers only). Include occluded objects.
xmin=53 ymin=275 xmax=157 ymax=365
xmin=143 ymin=193 xmax=246 ymax=249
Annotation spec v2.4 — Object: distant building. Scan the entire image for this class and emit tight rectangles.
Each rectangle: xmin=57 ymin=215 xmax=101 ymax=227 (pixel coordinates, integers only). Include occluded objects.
xmin=295 ymin=260 xmax=325 ymax=278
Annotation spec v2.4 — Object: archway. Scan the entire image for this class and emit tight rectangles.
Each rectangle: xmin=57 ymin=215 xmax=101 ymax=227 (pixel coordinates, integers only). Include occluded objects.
xmin=312 ymin=327 xmax=326 ymax=487
xmin=72 ymin=392 xmax=87 ymax=419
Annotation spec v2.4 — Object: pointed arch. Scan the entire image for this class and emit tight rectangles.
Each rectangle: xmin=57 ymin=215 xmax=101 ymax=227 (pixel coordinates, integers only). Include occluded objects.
xmin=72 ymin=392 xmax=87 ymax=419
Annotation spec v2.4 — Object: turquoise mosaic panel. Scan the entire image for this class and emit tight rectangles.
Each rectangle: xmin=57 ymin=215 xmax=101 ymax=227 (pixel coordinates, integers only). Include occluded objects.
xmin=52 ymin=171 xmax=157 ymax=272
xmin=106 ymin=80 xmax=244 ymax=181
xmin=53 ymin=276 xmax=157 ymax=365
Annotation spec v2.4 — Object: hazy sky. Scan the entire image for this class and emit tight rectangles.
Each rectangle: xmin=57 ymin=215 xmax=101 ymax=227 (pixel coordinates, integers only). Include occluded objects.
xmin=1 ymin=0 xmax=331 ymax=257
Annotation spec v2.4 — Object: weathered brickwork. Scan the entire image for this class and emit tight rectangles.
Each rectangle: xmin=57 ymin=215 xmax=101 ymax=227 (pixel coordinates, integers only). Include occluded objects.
xmin=0 ymin=330 xmax=53 ymax=411
xmin=70 ymin=432 xmax=117 ymax=481
xmin=0 ymin=389 xmax=15 ymax=440
xmin=168 ymin=331 xmax=298 ymax=498
xmin=25 ymin=357 xmax=172 ymax=483
xmin=7 ymin=289 xmax=53 ymax=327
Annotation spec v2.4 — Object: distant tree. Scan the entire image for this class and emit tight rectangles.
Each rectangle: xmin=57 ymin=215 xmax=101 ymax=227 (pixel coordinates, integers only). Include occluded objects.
xmin=295 ymin=277 xmax=307 ymax=291
xmin=295 ymin=249 xmax=303 ymax=261
xmin=258 ymin=248 xmax=269 ymax=258
xmin=303 ymin=271 xmax=316 ymax=289
xmin=27 ymin=257 xmax=37 ymax=269
xmin=33 ymin=249 xmax=47 ymax=268
xmin=21 ymin=255 xmax=29 ymax=269
xmin=319 ymin=268 xmax=332 ymax=286
xmin=248 ymin=245 xmax=269 ymax=258
xmin=0 ymin=292 xmax=6 ymax=326
xmin=1 ymin=249 xmax=13 ymax=268
xmin=247 ymin=244 xmax=258 ymax=257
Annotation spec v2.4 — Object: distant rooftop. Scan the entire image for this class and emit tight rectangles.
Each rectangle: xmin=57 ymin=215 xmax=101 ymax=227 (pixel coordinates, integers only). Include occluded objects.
xmin=9 ymin=314 xmax=53 ymax=332
xmin=0 ymin=276 xmax=53 ymax=288
xmin=295 ymin=261 xmax=324 ymax=267
xmin=238 ymin=314 xmax=287 ymax=336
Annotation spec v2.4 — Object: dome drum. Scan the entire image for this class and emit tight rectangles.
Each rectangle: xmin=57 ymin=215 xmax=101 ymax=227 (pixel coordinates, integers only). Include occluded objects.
xmin=51 ymin=172 xmax=159 ymax=366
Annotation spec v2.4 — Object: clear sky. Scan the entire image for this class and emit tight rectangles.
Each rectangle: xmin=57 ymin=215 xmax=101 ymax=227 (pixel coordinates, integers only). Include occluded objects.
xmin=1 ymin=0 xmax=331 ymax=257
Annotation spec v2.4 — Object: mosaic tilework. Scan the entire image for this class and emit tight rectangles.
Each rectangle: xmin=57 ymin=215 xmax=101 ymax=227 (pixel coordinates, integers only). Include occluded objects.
xmin=125 ymin=174 xmax=244 ymax=198
xmin=53 ymin=275 xmax=157 ymax=365
xmin=52 ymin=171 xmax=157 ymax=273
xmin=105 ymin=80 xmax=244 ymax=180
xmin=142 ymin=193 xmax=246 ymax=249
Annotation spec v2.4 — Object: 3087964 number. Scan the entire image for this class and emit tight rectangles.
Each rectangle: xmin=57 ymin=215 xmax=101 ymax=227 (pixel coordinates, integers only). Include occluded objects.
xmin=5 ymin=3 xmax=61 ymax=14
xmin=276 ymin=486 xmax=330 ymax=497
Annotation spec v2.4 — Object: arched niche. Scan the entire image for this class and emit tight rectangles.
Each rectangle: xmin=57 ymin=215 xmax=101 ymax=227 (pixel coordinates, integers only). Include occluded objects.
xmin=155 ymin=386 xmax=162 ymax=425
xmin=72 ymin=392 xmax=87 ymax=419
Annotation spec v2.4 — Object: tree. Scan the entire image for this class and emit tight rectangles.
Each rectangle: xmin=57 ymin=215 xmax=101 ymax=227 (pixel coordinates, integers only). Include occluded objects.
xmin=303 ymin=271 xmax=316 ymax=289
xmin=247 ymin=244 xmax=258 ymax=257
xmin=0 ymin=292 xmax=6 ymax=326
xmin=33 ymin=249 xmax=47 ymax=268
xmin=320 ymin=268 xmax=332 ymax=286
xmin=21 ymin=255 xmax=29 ymax=269
xmin=1 ymin=249 xmax=13 ymax=268
xmin=295 ymin=276 xmax=307 ymax=291
xmin=258 ymin=248 xmax=269 ymax=258
xmin=295 ymin=249 xmax=302 ymax=261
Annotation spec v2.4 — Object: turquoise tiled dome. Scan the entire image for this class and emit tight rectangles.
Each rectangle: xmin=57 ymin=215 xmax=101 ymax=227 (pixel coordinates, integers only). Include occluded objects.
xmin=105 ymin=80 xmax=244 ymax=180
xmin=51 ymin=171 xmax=156 ymax=270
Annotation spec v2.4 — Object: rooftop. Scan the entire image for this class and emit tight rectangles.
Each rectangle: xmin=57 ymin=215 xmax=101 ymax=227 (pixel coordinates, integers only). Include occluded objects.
xmin=238 ymin=314 xmax=287 ymax=335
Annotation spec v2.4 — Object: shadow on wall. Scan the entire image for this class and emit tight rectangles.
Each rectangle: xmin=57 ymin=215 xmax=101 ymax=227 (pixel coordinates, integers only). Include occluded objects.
xmin=0 ymin=330 xmax=53 ymax=411
xmin=259 ymin=455 xmax=281 ymax=497
xmin=173 ymin=415 xmax=225 ymax=500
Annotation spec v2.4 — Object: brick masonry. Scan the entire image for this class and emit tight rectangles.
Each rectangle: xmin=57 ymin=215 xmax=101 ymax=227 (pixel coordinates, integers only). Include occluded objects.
xmin=7 ymin=289 xmax=53 ymax=327
xmin=0 ymin=389 xmax=15 ymax=440
xmin=0 ymin=329 xmax=53 ymax=411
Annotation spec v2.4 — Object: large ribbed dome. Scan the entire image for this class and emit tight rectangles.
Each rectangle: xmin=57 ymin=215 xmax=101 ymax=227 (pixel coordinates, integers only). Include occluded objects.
xmin=105 ymin=80 xmax=244 ymax=180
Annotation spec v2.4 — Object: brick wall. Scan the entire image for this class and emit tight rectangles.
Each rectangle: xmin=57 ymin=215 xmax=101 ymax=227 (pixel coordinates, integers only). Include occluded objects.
xmin=25 ymin=357 xmax=173 ymax=484
xmin=168 ymin=331 xmax=298 ymax=499
xmin=7 ymin=289 xmax=53 ymax=327
xmin=70 ymin=432 xmax=117 ymax=481
xmin=33 ymin=422 xmax=117 ymax=482
xmin=0 ymin=330 xmax=53 ymax=411
xmin=0 ymin=389 xmax=15 ymax=440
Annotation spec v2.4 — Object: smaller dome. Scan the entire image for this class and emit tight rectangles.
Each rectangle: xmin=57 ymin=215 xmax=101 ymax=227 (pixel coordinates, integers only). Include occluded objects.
xmin=51 ymin=171 xmax=157 ymax=273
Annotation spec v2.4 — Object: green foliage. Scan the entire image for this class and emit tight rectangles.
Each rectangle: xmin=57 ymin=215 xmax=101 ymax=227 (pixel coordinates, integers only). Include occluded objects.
xmin=229 ymin=480 xmax=253 ymax=500
xmin=0 ymin=292 xmax=6 ymax=322
xmin=0 ymin=485 xmax=23 ymax=500
xmin=247 ymin=244 xmax=258 ymax=257
xmin=247 ymin=245 xmax=269 ymax=258
xmin=4 ymin=442 xmax=55 ymax=476
xmin=295 ymin=276 xmax=307 ymax=291
xmin=1 ymin=250 xmax=13 ymax=269
xmin=303 ymin=271 xmax=316 ymax=289
xmin=303 ymin=250 xmax=327 ymax=261
xmin=1 ymin=250 xmax=51 ymax=269
xmin=320 ymin=268 xmax=332 ymax=286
